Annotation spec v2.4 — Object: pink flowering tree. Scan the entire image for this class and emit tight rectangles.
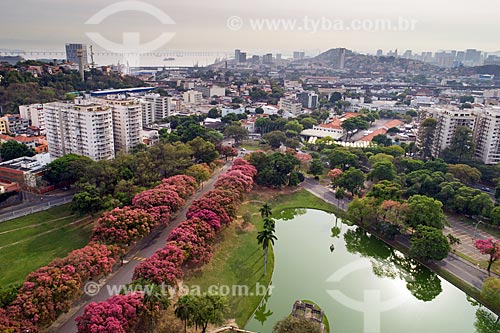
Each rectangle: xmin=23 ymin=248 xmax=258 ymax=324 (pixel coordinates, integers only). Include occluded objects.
xmin=474 ymin=238 xmax=500 ymax=274
xmin=132 ymin=187 xmax=182 ymax=224
xmin=133 ymin=244 xmax=185 ymax=285
xmin=188 ymin=209 xmax=222 ymax=231
xmin=328 ymin=168 xmax=343 ymax=182
xmin=187 ymin=197 xmax=232 ymax=226
xmin=52 ymin=243 xmax=120 ymax=281
xmin=12 ymin=265 xmax=82 ymax=327
xmin=160 ymin=175 xmax=198 ymax=199
xmin=76 ymin=293 xmax=146 ymax=333
xmin=92 ymin=207 xmax=156 ymax=247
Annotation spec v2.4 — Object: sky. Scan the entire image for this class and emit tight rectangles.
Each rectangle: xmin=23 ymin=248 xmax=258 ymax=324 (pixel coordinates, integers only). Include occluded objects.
xmin=1 ymin=0 xmax=499 ymax=59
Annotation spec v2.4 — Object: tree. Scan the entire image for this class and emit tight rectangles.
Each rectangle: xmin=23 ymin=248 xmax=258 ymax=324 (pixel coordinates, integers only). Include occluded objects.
xmin=418 ymin=118 xmax=437 ymax=160
xmin=263 ymin=131 xmax=287 ymax=149
xmin=44 ymin=154 xmax=93 ymax=186
xmin=491 ymin=206 xmax=500 ymax=226
xmin=207 ymin=107 xmax=220 ymax=118
xmin=260 ymin=203 xmax=272 ymax=218
xmin=255 ymin=107 xmax=264 ymax=114
xmin=284 ymin=120 xmax=304 ymax=134
xmin=441 ymin=126 xmax=475 ymax=163
xmin=410 ymin=226 xmax=450 ymax=261
xmin=334 ymin=168 xmax=365 ymax=196
xmin=273 ymin=315 xmax=322 ymax=333
xmin=224 ymin=124 xmax=248 ymax=144
xmin=257 ymin=220 xmax=277 ymax=275
xmin=447 ymin=164 xmax=481 ymax=185
xmin=369 ymin=161 xmax=396 ymax=181
xmin=372 ymin=134 xmax=392 ymax=147
xmin=309 ymin=159 xmax=324 ymax=176
xmin=481 ymin=277 xmax=500 ymax=309
xmin=190 ymin=294 xmax=227 ymax=333
xmin=475 ymin=238 xmax=500 ymax=274
xmin=71 ymin=183 xmax=102 ymax=216
xmin=329 ymin=148 xmax=358 ymax=170
xmin=346 ymin=197 xmax=378 ymax=226
xmin=175 ymin=295 xmax=194 ymax=333
xmin=367 ymin=180 xmax=402 ymax=202
xmin=0 ymin=140 xmax=35 ymax=161
xmin=406 ymin=195 xmax=446 ymax=230
xmin=188 ymin=137 xmax=218 ymax=164
xmin=186 ymin=164 xmax=211 ymax=184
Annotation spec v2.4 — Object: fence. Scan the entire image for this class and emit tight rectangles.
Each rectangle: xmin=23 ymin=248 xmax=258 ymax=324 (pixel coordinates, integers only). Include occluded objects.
xmin=0 ymin=196 xmax=73 ymax=223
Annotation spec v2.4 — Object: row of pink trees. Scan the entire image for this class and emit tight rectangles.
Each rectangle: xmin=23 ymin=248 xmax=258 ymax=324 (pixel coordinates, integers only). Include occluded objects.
xmin=132 ymin=159 xmax=257 ymax=288
xmin=76 ymin=160 xmax=256 ymax=333
xmin=0 ymin=175 xmax=198 ymax=333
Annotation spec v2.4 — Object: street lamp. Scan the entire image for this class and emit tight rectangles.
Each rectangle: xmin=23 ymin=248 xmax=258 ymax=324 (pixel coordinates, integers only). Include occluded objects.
xmin=473 ymin=220 xmax=483 ymax=240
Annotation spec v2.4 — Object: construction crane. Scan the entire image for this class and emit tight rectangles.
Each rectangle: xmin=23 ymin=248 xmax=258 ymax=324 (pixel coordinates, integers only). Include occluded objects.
xmin=89 ymin=45 xmax=95 ymax=68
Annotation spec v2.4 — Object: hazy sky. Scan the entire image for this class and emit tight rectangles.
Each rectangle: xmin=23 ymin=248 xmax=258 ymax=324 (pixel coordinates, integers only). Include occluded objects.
xmin=1 ymin=0 xmax=499 ymax=56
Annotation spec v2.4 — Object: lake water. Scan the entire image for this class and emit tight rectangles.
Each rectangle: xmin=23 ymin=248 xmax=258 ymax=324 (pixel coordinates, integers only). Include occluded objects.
xmin=245 ymin=209 xmax=494 ymax=333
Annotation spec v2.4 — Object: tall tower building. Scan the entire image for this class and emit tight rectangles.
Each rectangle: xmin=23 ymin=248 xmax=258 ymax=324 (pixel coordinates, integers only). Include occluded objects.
xmin=65 ymin=43 xmax=88 ymax=66
xmin=474 ymin=107 xmax=500 ymax=164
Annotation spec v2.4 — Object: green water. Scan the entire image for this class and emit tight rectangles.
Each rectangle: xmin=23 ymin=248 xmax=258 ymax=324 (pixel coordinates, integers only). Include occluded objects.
xmin=245 ymin=209 xmax=496 ymax=333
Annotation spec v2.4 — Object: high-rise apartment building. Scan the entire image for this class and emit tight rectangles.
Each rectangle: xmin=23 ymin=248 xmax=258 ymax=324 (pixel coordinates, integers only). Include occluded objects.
xmin=19 ymin=103 xmax=45 ymax=131
xmin=183 ymin=90 xmax=203 ymax=104
xmin=65 ymin=43 xmax=88 ymax=66
xmin=99 ymin=99 xmax=143 ymax=154
xmin=297 ymin=91 xmax=318 ymax=109
xmin=141 ymin=93 xmax=171 ymax=125
xmin=474 ymin=107 xmax=500 ymax=164
xmin=44 ymin=102 xmax=115 ymax=160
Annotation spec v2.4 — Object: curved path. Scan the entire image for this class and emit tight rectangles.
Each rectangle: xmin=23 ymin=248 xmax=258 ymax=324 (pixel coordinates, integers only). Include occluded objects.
xmin=51 ymin=163 xmax=232 ymax=333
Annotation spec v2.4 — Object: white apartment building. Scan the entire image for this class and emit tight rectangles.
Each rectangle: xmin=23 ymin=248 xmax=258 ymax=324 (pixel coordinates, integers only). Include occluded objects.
xmin=19 ymin=103 xmax=45 ymax=131
xmin=474 ymin=107 xmax=500 ymax=164
xmin=141 ymin=93 xmax=171 ymax=125
xmin=44 ymin=102 xmax=115 ymax=160
xmin=183 ymin=90 xmax=203 ymax=105
xmin=431 ymin=108 xmax=476 ymax=157
xmin=418 ymin=107 xmax=476 ymax=157
xmin=279 ymin=98 xmax=302 ymax=115
xmin=99 ymin=99 xmax=143 ymax=154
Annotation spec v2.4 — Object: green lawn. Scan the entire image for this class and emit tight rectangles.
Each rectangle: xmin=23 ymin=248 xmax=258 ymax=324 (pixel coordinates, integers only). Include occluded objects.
xmin=183 ymin=189 xmax=338 ymax=328
xmin=0 ymin=204 xmax=94 ymax=286
xmin=183 ymin=209 xmax=274 ymax=327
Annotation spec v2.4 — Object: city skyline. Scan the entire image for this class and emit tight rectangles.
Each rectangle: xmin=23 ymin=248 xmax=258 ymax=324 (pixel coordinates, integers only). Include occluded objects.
xmin=1 ymin=0 xmax=499 ymax=57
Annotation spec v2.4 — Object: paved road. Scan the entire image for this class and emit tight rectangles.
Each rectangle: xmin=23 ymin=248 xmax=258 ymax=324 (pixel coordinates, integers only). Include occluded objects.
xmin=0 ymin=192 xmax=75 ymax=223
xmin=51 ymin=163 xmax=232 ymax=333
xmin=301 ymin=178 xmax=494 ymax=293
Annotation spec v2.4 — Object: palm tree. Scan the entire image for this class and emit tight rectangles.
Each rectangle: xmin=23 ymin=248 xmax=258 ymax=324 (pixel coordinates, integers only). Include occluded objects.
xmin=259 ymin=203 xmax=272 ymax=218
xmin=175 ymin=295 xmax=194 ymax=333
xmin=263 ymin=217 xmax=275 ymax=230
xmin=257 ymin=223 xmax=277 ymax=276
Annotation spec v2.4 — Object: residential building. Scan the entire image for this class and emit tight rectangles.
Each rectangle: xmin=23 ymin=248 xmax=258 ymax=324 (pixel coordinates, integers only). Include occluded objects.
xmin=99 ymin=99 xmax=143 ymax=154
xmin=1 ymin=114 xmax=30 ymax=135
xmin=183 ymin=90 xmax=203 ymax=104
xmin=194 ymin=85 xmax=226 ymax=98
xmin=297 ymin=91 xmax=318 ymax=109
xmin=474 ymin=107 xmax=500 ymax=164
xmin=19 ymin=103 xmax=45 ymax=131
xmin=279 ymin=98 xmax=302 ymax=115
xmin=418 ymin=107 xmax=476 ymax=157
xmin=141 ymin=93 xmax=171 ymax=125
xmin=0 ymin=118 xmax=7 ymax=133
xmin=293 ymin=51 xmax=305 ymax=60
xmin=65 ymin=43 xmax=88 ymax=66
xmin=44 ymin=102 xmax=115 ymax=160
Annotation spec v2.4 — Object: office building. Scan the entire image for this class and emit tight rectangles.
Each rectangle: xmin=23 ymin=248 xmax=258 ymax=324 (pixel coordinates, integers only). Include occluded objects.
xmin=65 ymin=43 xmax=88 ymax=66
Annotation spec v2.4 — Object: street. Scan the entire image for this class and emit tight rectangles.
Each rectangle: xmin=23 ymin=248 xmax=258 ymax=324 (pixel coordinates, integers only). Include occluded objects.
xmin=50 ymin=163 xmax=231 ymax=333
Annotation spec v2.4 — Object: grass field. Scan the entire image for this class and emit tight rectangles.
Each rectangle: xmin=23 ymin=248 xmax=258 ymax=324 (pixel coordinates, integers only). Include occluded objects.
xmin=0 ymin=204 xmax=94 ymax=286
xmin=183 ymin=189 xmax=337 ymax=328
